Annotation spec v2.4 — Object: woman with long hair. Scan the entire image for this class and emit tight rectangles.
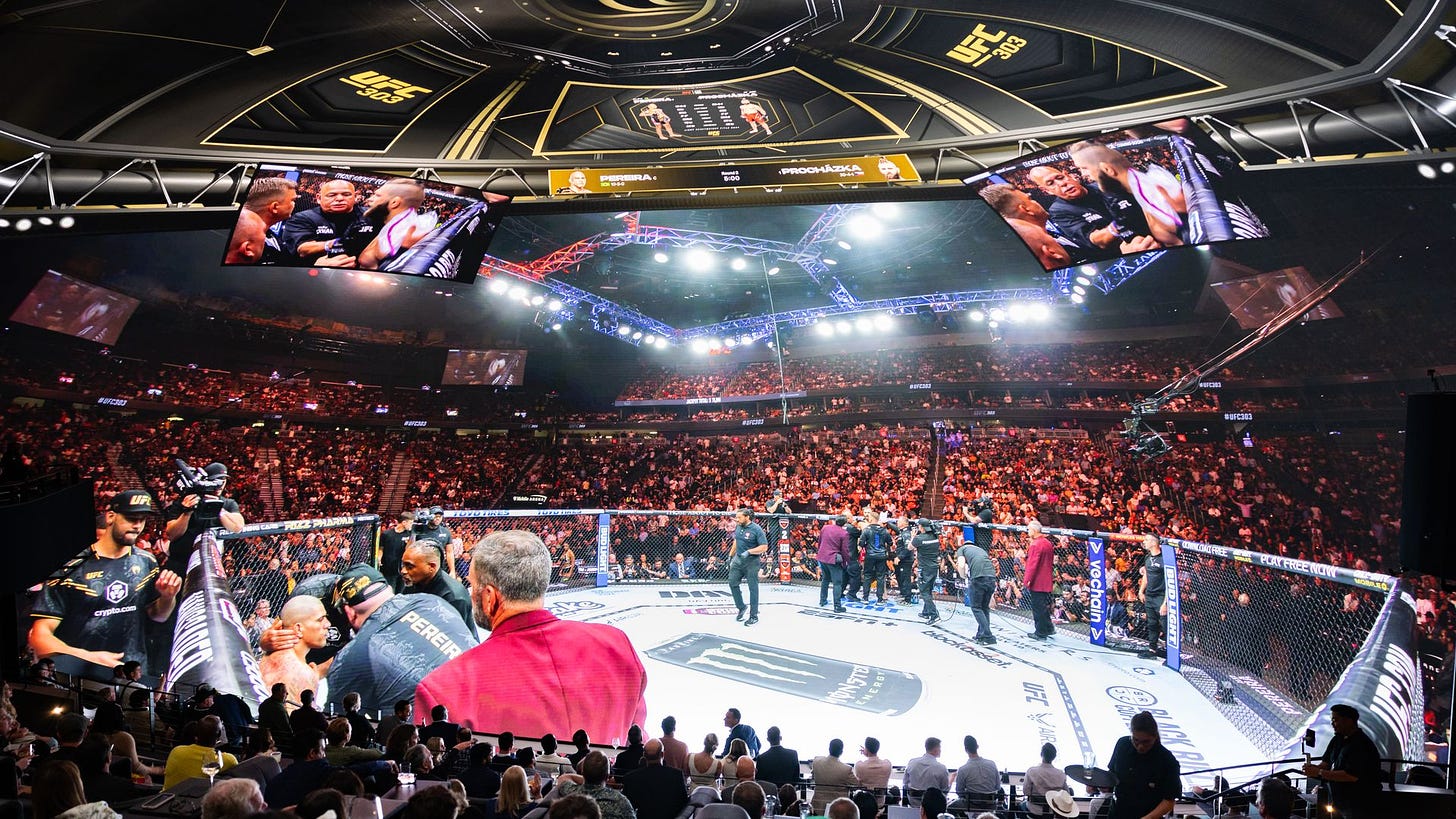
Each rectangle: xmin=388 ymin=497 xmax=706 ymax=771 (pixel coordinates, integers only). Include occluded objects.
xmin=497 ymin=765 xmax=542 ymax=819
xmin=32 ymin=760 xmax=120 ymax=819
xmin=385 ymin=724 xmax=420 ymax=763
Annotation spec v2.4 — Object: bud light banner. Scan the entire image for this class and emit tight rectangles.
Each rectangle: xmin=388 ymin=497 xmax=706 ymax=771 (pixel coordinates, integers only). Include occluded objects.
xmin=1087 ymin=537 xmax=1107 ymax=647
xmin=162 ymin=530 xmax=270 ymax=709
xmin=596 ymin=513 xmax=611 ymax=588
xmin=1164 ymin=543 xmax=1182 ymax=672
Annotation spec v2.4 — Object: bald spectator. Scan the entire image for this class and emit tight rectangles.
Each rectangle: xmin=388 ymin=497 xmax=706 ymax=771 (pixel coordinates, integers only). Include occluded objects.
xmin=623 ymin=739 xmax=689 ymax=819
xmin=722 ymin=756 xmax=759 ymax=803
xmin=163 ymin=715 xmax=238 ymax=789
xmin=201 ymin=777 xmax=266 ymax=819
xmin=259 ymin=595 xmax=330 ymax=706
xmin=225 ymin=209 xmax=268 ymax=265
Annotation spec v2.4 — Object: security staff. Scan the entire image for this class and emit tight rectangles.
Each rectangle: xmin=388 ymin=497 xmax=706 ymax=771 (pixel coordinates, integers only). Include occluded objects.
xmin=893 ymin=516 xmax=917 ymax=604
xmin=859 ymin=514 xmax=893 ymax=604
xmin=911 ymin=520 xmax=944 ymax=624
xmin=401 ymin=538 xmax=477 ymax=638
xmin=729 ymin=507 xmax=769 ymax=626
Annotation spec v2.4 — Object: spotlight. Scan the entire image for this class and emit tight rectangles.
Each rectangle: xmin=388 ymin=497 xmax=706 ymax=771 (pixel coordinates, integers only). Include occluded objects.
xmin=1075 ymin=275 xmax=1092 ymax=286
xmin=0 ymin=219 xmax=8 ymax=228
xmin=873 ymin=314 xmax=892 ymax=331
xmin=1080 ymin=264 xmax=1097 ymax=275
xmin=14 ymin=219 xmax=31 ymax=232
xmin=691 ymin=339 xmax=709 ymax=353
xmin=835 ymin=321 xmax=851 ymax=334
xmin=739 ymin=334 xmax=753 ymax=346
xmin=531 ymin=295 xmax=545 ymax=306
xmin=654 ymin=251 xmax=669 ymax=263
xmin=1030 ymin=303 xmax=1051 ymax=322
xmin=968 ymin=309 xmax=985 ymax=322
xmin=644 ymin=334 xmax=656 ymax=344
xmin=822 ymin=258 xmax=837 ymax=266
xmin=489 ymin=279 xmax=508 ymax=294
xmin=509 ymin=286 xmax=525 ymax=298
xmin=686 ymin=247 xmax=714 ymax=272
xmin=855 ymin=317 xmax=873 ymax=333
xmin=547 ymin=299 xmax=563 ymax=311
xmin=1007 ymin=303 xmax=1028 ymax=322
xmin=724 ymin=337 xmax=738 ymax=348
xmin=731 ymin=257 xmax=747 ymax=271
xmin=836 ymin=240 xmax=852 ymax=250
xmin=656 ymin=337 xmax=669 ymax=348
xmin=869 ymin=202 xmax=898 ymax=218
xmin=551 ymin=323 xmax=562 ymax=331
xmin=632 ymin=331 xmax=642 ymax=340
xmin=988 ymin=320 xmax=1000 ymax=329
xmin=1072 ymin=285 xmax=1087 ymax=296
xmin=816 ymin=322 xmax=835 ymax=337
xmin=766 ymin=266 xmax=780 ymax=275
xmin=1443 ymin=161 xmax=1456 ymax=175
xmin=618 ymin=325 xmax=632 ymax=336
xmin=58 ymin=216 xmax=74 ymax=229
xmin=708 ymin=338 xmax=723 ymax=350
xmin=1418 ymin=163 xmax=1439 ymax=180
xmin=37 ymin=216 xmax=53 ymax=226
xmin=988 ymin=307 xmax=1005 ymax=322
xmin=1070 ymin=293 xmax=1085 ymax=304
xmin=847 ymin=213 xmax=883 ymax=239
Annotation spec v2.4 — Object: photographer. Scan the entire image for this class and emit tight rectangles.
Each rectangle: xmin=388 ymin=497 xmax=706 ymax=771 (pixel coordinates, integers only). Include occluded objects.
xmin=911 ymin=520 xmax=943 ymax=624
xmin=163 ymin=461 xmax=245 ymax=576
xmin=764 ymin=490 xmax=792 ymax=547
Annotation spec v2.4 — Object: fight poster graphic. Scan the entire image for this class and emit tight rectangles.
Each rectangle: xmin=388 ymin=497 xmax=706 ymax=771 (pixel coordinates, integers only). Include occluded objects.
xmin=648 ymin=632 xmax=922 ymax=714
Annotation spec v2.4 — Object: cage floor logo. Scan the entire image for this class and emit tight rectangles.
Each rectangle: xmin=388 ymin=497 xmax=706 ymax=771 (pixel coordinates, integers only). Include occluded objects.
xmin=547 ymin=600 xmax=606 ymax=616
xmin=1106 ymin=686 xmax=1158 ymax=707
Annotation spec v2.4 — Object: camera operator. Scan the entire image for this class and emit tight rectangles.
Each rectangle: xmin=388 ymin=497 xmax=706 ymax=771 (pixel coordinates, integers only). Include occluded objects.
xmin=163 ymin=462 xmax=245 ymax=577
xmin=911 ymin=520 xmax=944 ymax=624
xmin=413 ymin=506 xmax=457 ymax=577
xmin=893 ymin=516 xmax=917 ymax=605
xmin=956 ymin=508 xmax=997 ymax=644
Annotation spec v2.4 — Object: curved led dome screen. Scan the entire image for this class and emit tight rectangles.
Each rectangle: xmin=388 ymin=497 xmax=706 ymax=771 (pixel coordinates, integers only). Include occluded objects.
xmin=963 ymin=118 xmax=1272 ymax=272
xmin=222 ymin=166 xmax=511 ymax=283
xmin=10 ymin=270 xmax=140 ymax=345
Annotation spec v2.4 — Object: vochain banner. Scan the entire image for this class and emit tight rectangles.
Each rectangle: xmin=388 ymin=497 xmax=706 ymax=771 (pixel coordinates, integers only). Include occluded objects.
xmin=1087 ymin=537 xmax=1107 ymax=647
xmin=162 ymin=530 xmax=270 ymax=710
xmin=1163 ymin=543 xmax=1182 ymax=672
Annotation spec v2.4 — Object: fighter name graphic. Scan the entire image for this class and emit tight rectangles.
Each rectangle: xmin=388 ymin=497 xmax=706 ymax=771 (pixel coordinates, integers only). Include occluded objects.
xmin=648 ymin=633 xmax=921 ymax=714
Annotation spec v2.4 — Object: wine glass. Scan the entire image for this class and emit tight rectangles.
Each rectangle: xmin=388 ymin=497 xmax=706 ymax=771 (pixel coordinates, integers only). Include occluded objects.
xmin=398 ymin=762 xmax=416 ymax=788
xmin=200 ymin=749 xmax=222 ymax=786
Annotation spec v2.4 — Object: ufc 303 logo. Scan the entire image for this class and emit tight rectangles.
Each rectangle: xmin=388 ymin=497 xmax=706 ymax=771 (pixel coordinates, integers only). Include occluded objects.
xmin=339 ymin=71 xmax=433 ymax=104
xmin=946 ymin=23 xmax=1029 ymax=68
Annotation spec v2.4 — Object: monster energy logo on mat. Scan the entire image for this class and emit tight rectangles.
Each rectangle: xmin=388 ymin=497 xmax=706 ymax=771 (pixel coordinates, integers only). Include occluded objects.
xmin=648 ymin=633 xmax=921 ymax=714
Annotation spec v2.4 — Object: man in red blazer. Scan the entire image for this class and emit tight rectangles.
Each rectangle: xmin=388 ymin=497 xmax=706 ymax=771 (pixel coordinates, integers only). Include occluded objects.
xmin=1023 ymin=521 xmax=1056 ymax=640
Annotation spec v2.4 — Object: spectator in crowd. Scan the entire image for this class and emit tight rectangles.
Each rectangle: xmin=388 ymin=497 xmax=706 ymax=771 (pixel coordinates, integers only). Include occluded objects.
xmin=755 ymin=726 xmax=799 ymax=789
xmin=341 ymin=691 xmax=374 ymax=748
xmin=1020 ymin=743 xmax=1067 ymax=816
xmin=163 ymin=716 xmax=238 ymax=790
xmin=954 ymin=735 xmax=999 ymax=803
xmin=623 ymin=739 xmax=689 ymax=819
xmin=288 ymin=689 xmax=328 ymax=739
xmin=659 ymin=717 xmax=690 ymax=776
xmin=496 ymin=765 xmax=540 ymax=819
xmin=903 ymin=737 xmax=949 ymax=808
xmin=419 ymin=705 xmax=459 ymax=748
xmin=721 ymin=708 xmax=760 ymax=758
xmin=826 ymin=797 xmax=858 ymax=819
xmin=554 ymin=751 xmax=638 ymax=819
xmin=200 ymin=777 xmax=267 ymax=819
xmin=550 ymin=794 xmax=603 ymax=819
xmin=732 ymin=780 xmax=766 ymax=819
xmin=853 ymin=737 xmax=891 ymax=807
xmin=257 ymin=683 xmax=293 ymax=750
xmin=377 ymin=700 xmax=410 ymax=744
xmin=614 ymin=724 xmax=647 ymax=773
xmin=265 ymin=731 xmax=333 ymax=810
xmin=810 ymin=739 xmax=859 ymax=814
xmin=537 ymin=733 xmax=574 ymax=775
xmin=32 ymin=759 xmax=120 ymax=819
xmin=689 ymin=734 xmax=722 ymax=787
xmin=459 ymin=744 xmax=503 ymax=800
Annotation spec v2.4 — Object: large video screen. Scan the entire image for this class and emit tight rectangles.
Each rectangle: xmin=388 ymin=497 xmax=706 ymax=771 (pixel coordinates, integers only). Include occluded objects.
xmin=1211 ymin=267 xmax=1343 ymax=330
xmin=9 ymin=270 xmax=140 ymax=345
xmin=443 ymin=349 xmax=527 ymax=386
xmin=963 ymin=118 xmax=1271 ymax=271
xmin=223 ymin=166 xmax=511 ymax=282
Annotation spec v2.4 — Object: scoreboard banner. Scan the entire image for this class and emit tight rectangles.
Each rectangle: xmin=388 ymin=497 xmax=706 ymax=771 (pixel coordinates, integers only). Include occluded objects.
xmin=550 ymin=154 xmax=918 ymax=195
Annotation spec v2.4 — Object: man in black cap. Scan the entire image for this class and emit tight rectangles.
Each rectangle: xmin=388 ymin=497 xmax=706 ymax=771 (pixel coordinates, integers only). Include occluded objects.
xmin=379 ymin=511 xmax=413 ymax=592
xmin=29 ymin=490 xmax=183 ymax=678
xmin=401 ymin=538 xmax=477 ymax=637
xmin=289 ymin=565 xmax=478 ymax=713
xmin=413 ymin=506 xmax=456 ymax=576
xmin=163 ymin=462 xmax=245 ymax=576
xmin=910 ymin=519 xmax=944 ymax=624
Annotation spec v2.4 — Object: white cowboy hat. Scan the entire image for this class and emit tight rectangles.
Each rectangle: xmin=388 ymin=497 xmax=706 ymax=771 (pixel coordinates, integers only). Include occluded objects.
xmin=1045 ymin=789 xmax=1079 ymax=818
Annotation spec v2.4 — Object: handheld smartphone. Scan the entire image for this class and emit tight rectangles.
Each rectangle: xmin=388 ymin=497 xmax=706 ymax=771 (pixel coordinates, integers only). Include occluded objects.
xmin=138 ymin=792 xmax=176 ymax=811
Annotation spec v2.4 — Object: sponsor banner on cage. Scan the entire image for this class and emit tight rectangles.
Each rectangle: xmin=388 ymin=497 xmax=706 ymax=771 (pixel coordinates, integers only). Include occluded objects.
xmin=444 ymin=509 xmax=607 ymax=518
xmin=647 ymin=632 xmax=923 ymax=714
xmin=163 ymin=531 xmax=271 ymax=709
xmin=1286 ymin=579 xmax=1422 ymax=764
xmin=1087 ymin=537 xmax=1107 ymax=647
xmin=1164 ymin=543 xmax=1181 ymax=672
xmin=1171 ymin=539 xmax=1393 ymax=592
xmin=229 ymin=514 xmax=378 ymax=537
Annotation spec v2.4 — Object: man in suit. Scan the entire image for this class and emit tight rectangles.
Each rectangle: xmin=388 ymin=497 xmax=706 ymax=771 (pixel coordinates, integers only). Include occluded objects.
xmin=810 ymin=739 xmax=859 ymax=814
xmin=419 ymin=704 xmax=459 ymax=747
xmin=755 ymin=726 xmax=800 ymax=789
xmin=623 ymin=739 xmax=689 ymax=819
xmin=721 ymin=708 xmax=760 ymax=757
